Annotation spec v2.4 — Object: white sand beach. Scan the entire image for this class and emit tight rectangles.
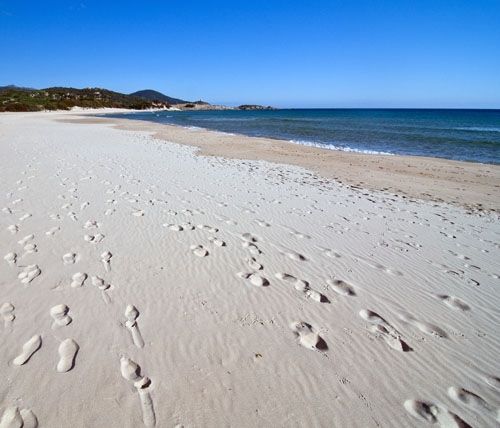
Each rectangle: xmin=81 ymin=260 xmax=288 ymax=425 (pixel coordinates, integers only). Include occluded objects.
xmin=1 ymin=111 xmax=500 ymax=427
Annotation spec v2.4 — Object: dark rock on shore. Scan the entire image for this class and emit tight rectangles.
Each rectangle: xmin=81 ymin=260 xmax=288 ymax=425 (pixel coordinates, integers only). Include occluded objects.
xmin=237 ymin=104 xmax=275 ymax=111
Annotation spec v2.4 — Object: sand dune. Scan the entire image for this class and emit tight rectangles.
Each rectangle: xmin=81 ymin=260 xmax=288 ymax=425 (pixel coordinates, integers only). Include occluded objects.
xmin=1 ymin=111 xmax=499 ymax=427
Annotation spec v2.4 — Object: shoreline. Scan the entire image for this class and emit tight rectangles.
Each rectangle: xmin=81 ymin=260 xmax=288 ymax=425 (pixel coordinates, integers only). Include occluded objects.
xmin=64 ymin=110 xmax=500 ymax=212
xmin=101 ymin=110 xmax=500 ymax=163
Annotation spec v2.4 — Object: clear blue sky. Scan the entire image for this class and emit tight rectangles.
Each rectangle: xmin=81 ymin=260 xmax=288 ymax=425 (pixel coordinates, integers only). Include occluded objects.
xmin=1 ymin=0 xmax=499 ymax=108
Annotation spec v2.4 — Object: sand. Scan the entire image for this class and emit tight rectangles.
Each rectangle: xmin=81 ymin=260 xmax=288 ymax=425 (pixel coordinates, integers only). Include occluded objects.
xmin=63 ymin=113 xmax=500 ymax=213
xmin=1 ymin=110 xmax=499 ymax=427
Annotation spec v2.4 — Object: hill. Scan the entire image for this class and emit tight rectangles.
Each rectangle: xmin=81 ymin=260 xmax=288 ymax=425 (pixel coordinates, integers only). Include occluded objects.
xmin=0 ymin=86 xmax=170 ymax=112
xmin=130 ymin=89 xmax=188 ymax=105
xmin=0 ymin=85 xmax=36 ymax=92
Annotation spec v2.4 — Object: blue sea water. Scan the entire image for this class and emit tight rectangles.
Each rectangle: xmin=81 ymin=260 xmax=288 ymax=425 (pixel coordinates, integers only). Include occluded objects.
xmin=106 ymin=109 xmax=500 ymax=164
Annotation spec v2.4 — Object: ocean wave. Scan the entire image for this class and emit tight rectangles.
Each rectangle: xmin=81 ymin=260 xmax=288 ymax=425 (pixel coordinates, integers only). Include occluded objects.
xmin=454 ymin=127 xmax=500 ymax=132
xmin=195 ymin=117 xmax=259 ymax=122
xmin=289 ymin=140 xmax=394 ymax=156
xmin=182 ymin=125 xmax=235 ymax=136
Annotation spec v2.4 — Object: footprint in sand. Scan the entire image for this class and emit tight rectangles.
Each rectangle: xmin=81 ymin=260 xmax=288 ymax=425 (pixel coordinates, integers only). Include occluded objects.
xmin=434 ymin=295 xmax=470 ymax=311
xmin=137 ymin=385 xmax=156 ymax=427
xmin=50 ymin=304 xmax=72 ymax=328
xmin=356 ymin=255 xmax=403 ymax=276
xmin=327 ymin=278 xmax=356 ymax=296
xmin=19 ymin=213 xmax=31 ymax=221
xmin=448 ymin=250 xmax=471 ymax=261
xmin=45 ymin=226 xmax=60 ymax=236
xmin=132 ymin=209 xmax=145 ymax=217
xmin=92 ymin=276 xmax=110 ymax=290
xmin=464 ymin=263 xmax=481 ymax=274
xmin=317 ymin=247 xmax=341 ymax=259
xmin=84 ymin=219 xmax=99 ymax=229
xmin=84 ymin=233 xmax=105 ymax=243
xmin=56 ymin=338 xmax=79 ymax=373
xmin=0 ymin=303 xmax=15 ymax=329
xmin=214 ymin=214 xmax=237 ymax=226
xmin=91 ymin=276 xmax=111 ymax=304
xmin=7 ymin=224 xmax=19 ymax=234
xmin=285 ymin=227 xmax=310 ymax=239
xmin=197 ymin=224 xmax=219 ymax=234
xmin=242 ymin=241 xmax=262 ymax=255
xmin=483 ymin=374 xmax=500 ymax=390
xmin=237 ymin=272 xmax=269 ymax=287
xmin=13 ymin=335 xmax=42 ymax=366
xmin=4 ymin=252 xmax=17 ymax=265
xmin=246 ymin=257 xmax=263 ymax=270
xmin=125 ymin=305 xmax=145 ymax=348
xmin=18 ymin=234 xmax=34 ymax=246
xmin=101 ymin=251 xmax=112 ymax=271
xmin=466 ymin=277 xmax=480 ymax=287
xmin=208 ymin=236 xmax=226 ymax=247
xmin=359 ymin=309 xmax=411 ymax=352
xmin=241 ymin=233 xmax=259 ymax=243
xmin=23 ymin=243 xmax=37 ymax=254
xmin=397 ymin=312 xmax=447 ymax=338
xmin=272 ymin=244 xmax=307 ymax=262
xmin=120 ymin=357 xmax=156 ymax=427
xmin=190 ymin=245 xmax=209 ymax=257
xmin=448 ymin=387 xmax=499 ymax=422
xmin=163 ymin=223 xmax=184 ymax=231
xmin=275 ymin=273 xmax=328 ymax=302
xmin=0 ymin=407 xmax=38 ymax=428
xmin=290 ymin=321 xmax=328 ymax=351
xmin=71 ymin=272 xmax=88 ymax=288
xmin=62 ymin=253 xmax=77 ymax=265
xmin=404 ymin=399 xmax=471 ymax=427
xmin=18 ymin=264 xmax=41 ymax=284
xmin=121 ymin=357 xmax=144 ymax=383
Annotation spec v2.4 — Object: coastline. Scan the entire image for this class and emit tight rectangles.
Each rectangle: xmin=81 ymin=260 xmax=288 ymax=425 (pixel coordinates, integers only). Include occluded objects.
xmin=66 ymin=110 xmax=500 ymax=212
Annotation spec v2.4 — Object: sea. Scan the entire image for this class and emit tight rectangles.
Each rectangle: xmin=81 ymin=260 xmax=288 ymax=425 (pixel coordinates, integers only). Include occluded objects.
xmin=106 ymin=109 xmax=500 ymax=164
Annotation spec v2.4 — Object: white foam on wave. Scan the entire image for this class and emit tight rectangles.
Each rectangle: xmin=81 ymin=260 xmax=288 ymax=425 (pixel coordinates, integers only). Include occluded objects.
xmin=454 ymin=127 xmax=500 ymax=132
xmin=183 ymin=125 xmax=235 ymax=136
xmin=289 ymin=140 xmax=394 ymax=156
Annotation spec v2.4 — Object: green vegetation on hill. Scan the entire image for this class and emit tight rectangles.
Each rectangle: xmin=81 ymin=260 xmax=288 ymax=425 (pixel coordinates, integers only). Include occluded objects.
xmin=0 ymin=87 xmax=170 ymax=112
xmin=130 ymin=89 xmax=187 ymax=105
xmin=0 ymin=85 xmax=36 ymax=92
